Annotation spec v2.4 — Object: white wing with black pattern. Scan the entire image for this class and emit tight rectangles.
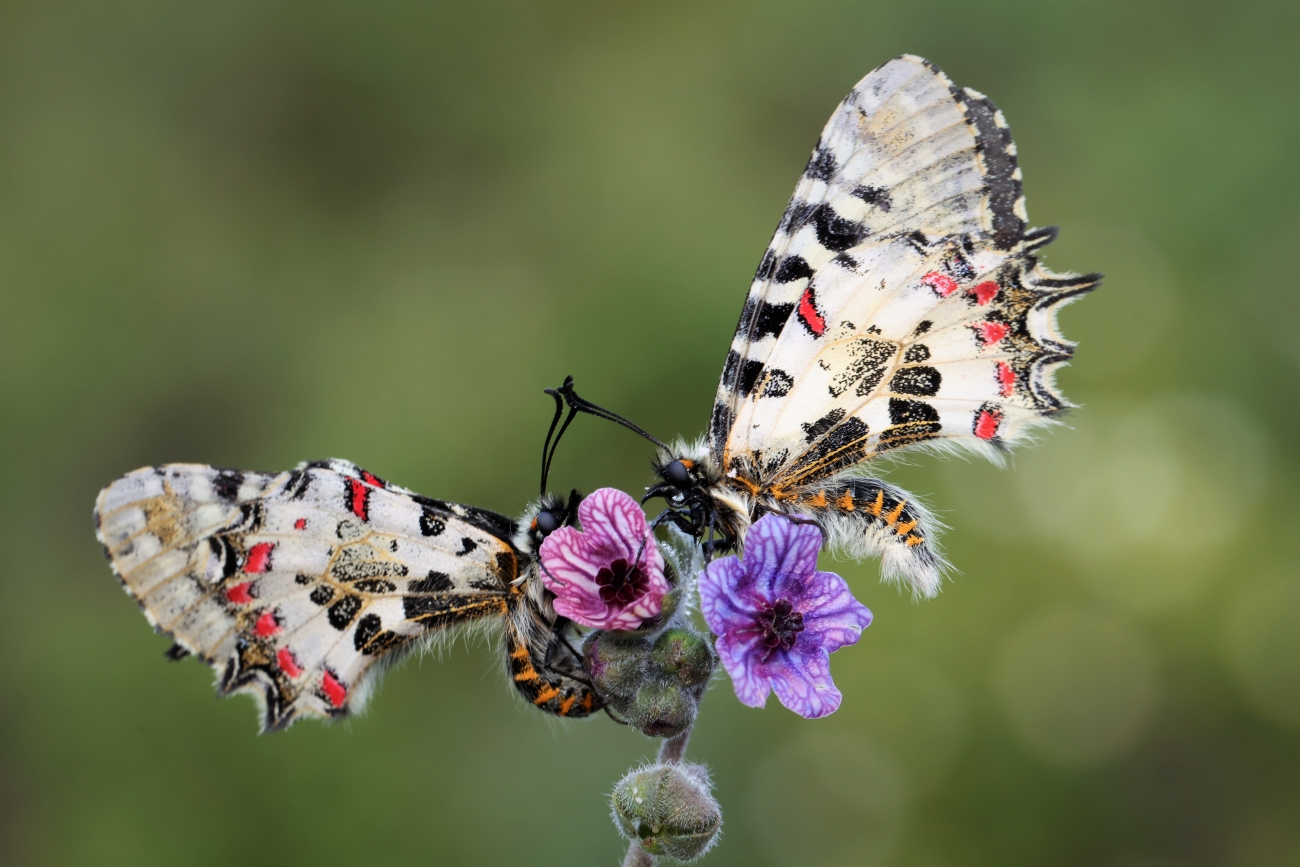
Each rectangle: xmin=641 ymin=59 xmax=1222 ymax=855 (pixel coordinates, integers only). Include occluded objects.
xmin=95 ymin=460 xmax=521 ymax=731
xmin=711 ymin=54 xmax=1097 ymax=484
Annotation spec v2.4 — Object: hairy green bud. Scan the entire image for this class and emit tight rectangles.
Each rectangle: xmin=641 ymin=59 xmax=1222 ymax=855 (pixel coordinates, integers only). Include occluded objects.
xmin=584 ymin=631 xmax=648 ymax=696
xmin=651 ymin=628 xmax=714 ymax=688
xmin=630 ymin=680 xmax=694 ymax=738
xmin=611 ymin=763 xmax=721 ymax=863
xmin=584 ymin=619 xmax=717 ymax=738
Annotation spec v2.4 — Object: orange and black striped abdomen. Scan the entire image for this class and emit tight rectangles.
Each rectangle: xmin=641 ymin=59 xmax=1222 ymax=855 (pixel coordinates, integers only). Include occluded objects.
xmin=503 ymin=601 xmax=599 ymax=719
xmin=794 ymin=478 xmax=927 ymax=549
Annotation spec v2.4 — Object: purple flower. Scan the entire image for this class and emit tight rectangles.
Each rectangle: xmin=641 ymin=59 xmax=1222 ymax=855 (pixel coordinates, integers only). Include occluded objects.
xmin=699 ymin=514 xmax=872 ymax=718
xmin=539 ymin=488 xmax=669 ymax=631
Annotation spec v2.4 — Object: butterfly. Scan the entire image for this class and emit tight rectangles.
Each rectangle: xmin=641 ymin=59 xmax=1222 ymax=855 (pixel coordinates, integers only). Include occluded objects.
xmin=94 ymin=458 xmax=595 ymax=731
xmin=629 ymin=55 xmax=1100 ymax=597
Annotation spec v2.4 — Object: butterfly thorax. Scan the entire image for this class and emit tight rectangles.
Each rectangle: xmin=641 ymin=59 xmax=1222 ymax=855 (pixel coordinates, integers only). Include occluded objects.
xmin=646 ymin=443 xmax=753 ymax=552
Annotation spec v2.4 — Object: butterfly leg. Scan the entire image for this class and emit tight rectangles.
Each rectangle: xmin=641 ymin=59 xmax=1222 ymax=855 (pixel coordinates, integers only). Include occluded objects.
xmin=648 ymin=506 xmax=698 ymax=536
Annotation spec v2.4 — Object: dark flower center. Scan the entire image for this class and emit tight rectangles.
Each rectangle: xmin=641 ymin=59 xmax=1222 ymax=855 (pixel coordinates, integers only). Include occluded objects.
xmin=595 ymin=558 xmax=648 ymax=606
xmin=756 ymin=598 xmax=804 ymax=660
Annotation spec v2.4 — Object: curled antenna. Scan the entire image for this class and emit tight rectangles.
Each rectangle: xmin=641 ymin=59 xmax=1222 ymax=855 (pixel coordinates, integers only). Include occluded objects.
xmin=539 ymin=387 xmax=579 ymax=495
xmin=548 ymin=375 xmax=668 ymax=451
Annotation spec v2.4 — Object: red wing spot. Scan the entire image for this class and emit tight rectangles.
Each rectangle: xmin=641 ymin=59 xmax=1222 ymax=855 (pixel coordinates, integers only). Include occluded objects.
xmin=277 ymin=647 xmax=303 ymax=678
xmin=797 ymin=287 xmax=826 ymax=336
xmin=975 ymin=409 xmax=1003 ymax=440
xmin=294 ymin=518 xmax=307 ymax=531
xmin=921 ymin=271 xmax=958 ymax=297
xmin=225 ymin=582 xmax=254 ymax=605
xmin=970 ymin=281 xmax=1000 ymax=305
xmin=254 ymin=610 xmax=281 ymax=638
xmin=244 ymin=542 xmax=275 ymax=574
xmin=359 ymin=470 xmax=385 ymax=488
xmin=996 ymin=361 xmax=1017 ymax=397
xmin=347 ymin=478 xmax=370 ymax=521
xmin=321 ymin=670 xmax=347 ymax=708
xmin=976 ymin=321 xmax=1010 ymax=347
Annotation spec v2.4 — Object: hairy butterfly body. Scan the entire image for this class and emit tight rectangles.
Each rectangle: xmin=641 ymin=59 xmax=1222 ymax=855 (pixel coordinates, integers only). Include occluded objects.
xmin=644 ymin=55 xmax=1099 ymax=596
xmin=95 ymin=459 xmax=596 ymax=731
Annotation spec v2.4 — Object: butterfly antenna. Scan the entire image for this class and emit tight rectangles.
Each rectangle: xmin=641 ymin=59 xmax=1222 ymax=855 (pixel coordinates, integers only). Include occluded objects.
xmin=539 ymin=387 xmax=579 ymax=495
xmin=551 ymin=375 xmax=668 ymax=451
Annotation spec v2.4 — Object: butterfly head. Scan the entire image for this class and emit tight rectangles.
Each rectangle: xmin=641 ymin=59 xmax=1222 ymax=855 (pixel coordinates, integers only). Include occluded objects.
xmin=518 ymin=489 xmax=583 ymax=554
xmin=645 ymin=456 xmax=708 ymax=507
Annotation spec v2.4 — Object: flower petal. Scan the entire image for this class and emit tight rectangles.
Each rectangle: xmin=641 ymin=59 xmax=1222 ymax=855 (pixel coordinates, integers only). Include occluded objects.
xmin=798 ymin=570 xmax=873 ymax=654
xmin=766 ymin=647 xmax=843 ymax=719
xmin=715 ymin=632 xmax=772 ymax=708
xmin=551 ymin=594 xmax=613 ymax=629
xmin=568 ymin=599 xmax=659 ymax=632
xmin=700 ymin=514 xmax=869 ymax=718
xmin=538 ymin=491 xmax=668 ymax=631
xmin=539 ymin=526 xmax=601 ymax=594
xmin=576 ymin=488 xmax=648 ymax=561
xmin=744 ymin=514 xmax=823 ymax=601
xmin=699 ymin=556 xmax=758 ymax=637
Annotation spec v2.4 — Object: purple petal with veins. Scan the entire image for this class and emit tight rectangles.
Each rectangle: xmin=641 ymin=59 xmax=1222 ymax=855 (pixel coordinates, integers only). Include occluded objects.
xmin=700 ymin=514 xmax=871 ymax=719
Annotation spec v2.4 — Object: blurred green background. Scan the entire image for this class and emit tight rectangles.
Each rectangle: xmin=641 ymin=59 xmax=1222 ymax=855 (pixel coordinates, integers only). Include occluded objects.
xmin=3 ymin=1 xmax=1298 ymax=865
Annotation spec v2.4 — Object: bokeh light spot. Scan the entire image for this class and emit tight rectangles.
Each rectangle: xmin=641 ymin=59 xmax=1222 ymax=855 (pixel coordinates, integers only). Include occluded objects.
xmin=1013 ymin=394 xmax=1269 ymax=612
xmin=994 ymin=606 xmax=1160 ymax=767
xmin=748 ymin=731 xmax=908 ymax=867
xmin=824 ymin=656 xmax=966 ymax=796
xmin=1226 ymin=575 xmax=1300 ymax=729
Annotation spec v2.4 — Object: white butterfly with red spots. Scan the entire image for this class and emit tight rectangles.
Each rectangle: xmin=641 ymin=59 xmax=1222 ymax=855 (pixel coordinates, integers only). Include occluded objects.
xmin=95 ymin=460 xmax=597 ymax=731
xmin=644 ymin=55 xmax=1098 ymax=597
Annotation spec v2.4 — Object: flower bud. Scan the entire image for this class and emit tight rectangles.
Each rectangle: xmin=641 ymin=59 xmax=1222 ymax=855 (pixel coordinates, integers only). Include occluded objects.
xmin=611 ymin=763 xmax=721 ymax=862
xmin=651 ymin=627 xmax=715 ymax=688
xmin=631 ymin=680 xmax=695 ymax=739
xmin=583 ymin=631 xmax=648 ymax=698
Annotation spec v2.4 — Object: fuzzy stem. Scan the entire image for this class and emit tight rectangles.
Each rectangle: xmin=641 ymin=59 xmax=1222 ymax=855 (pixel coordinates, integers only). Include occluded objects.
xmin=620 ymin=726 xmax=694 ymax=867
xmin=657 ymin=728 xmax=692 ymax=765
xmin=622 ymin=841 xmax=654 ymax=867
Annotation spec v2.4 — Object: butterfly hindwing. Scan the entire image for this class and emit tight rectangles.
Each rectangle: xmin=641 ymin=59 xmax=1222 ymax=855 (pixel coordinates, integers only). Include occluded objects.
xmin=95 ymin=460 xmax=520 ymax=731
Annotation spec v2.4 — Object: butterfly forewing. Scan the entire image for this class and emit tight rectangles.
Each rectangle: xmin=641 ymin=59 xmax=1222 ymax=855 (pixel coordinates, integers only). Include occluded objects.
xmin=713 ymin=56 xmax=1010 ymax=453
xmin=95 ymin=460 xmax=520 ymax=731
xmin=713 ymin=55 xmax=1097 ymax=486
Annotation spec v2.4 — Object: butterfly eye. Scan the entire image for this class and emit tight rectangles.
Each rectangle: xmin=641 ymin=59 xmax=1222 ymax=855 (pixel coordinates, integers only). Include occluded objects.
xmin=535 ymin=510 xmax=561 ymax=535
xmin=664 ymin=460 xmax=692 ymax=487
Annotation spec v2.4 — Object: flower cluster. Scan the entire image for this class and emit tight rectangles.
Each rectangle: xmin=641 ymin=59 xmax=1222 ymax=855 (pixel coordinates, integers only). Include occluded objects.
xmin=538 ymin=488 xmax=874 ymax=864
xmin=539 ymin=489 xmax=872 ymax=720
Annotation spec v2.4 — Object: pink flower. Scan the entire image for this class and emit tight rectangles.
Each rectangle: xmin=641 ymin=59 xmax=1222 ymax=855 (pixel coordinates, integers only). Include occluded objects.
xmin=539 ymin=488 xmax=668 ymax=631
